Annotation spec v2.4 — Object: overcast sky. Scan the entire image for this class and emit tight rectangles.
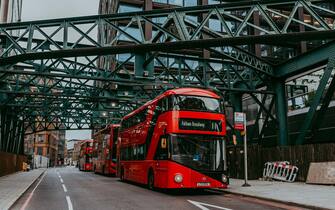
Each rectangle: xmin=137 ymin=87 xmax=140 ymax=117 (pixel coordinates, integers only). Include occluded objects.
xmin=21 ymin=0 xmax=100 ymax=140
xmin=22 ymin=0 xmax=100 ymax=21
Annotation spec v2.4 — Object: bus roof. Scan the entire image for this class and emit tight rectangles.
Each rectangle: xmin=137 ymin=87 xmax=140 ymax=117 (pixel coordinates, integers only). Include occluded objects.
xmin=163 ymin=88 xmax=220 ymax=98
xmin=93 ymin=124 xmax=120 ymax=137
xmin=122 ymin=88 xmax=220 ymax=120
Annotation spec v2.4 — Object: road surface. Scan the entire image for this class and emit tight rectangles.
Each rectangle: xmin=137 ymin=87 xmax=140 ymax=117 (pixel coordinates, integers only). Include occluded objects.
xmin=12 ymin=167 xmax=305 ymax=210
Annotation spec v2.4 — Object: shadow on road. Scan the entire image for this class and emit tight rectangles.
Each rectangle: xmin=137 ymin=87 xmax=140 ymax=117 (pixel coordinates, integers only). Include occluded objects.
xmin=117 ymin=179 xmax=224 ymax=196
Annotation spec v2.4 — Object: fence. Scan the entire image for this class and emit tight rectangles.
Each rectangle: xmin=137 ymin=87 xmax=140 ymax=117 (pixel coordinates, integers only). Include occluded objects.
xmin=227 ymin=143 xmax=335 ymax=181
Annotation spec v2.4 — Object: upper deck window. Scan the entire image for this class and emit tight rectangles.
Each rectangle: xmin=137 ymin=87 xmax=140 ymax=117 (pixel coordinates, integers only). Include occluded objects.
xmin=157 ymin=94 xmax=223 ymax=114
xmin=121 ymin=108 xmax=148 ymax=130
xmin=172 ymin=95 xmax=222 ymax=113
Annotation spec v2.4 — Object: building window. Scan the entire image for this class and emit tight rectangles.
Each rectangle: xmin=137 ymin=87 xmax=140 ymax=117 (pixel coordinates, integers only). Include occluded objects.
xmin=37 ymin=134 xmax=44 ymax=143
xmin=37 ymin=147 xmax=43 ymax=156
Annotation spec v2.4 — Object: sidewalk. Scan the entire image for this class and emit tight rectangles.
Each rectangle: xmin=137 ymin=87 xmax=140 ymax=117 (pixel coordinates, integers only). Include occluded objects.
xmin=222 ymin=179 xmax=335 ymax=210
xmin=0 ymin=168 xmax=46 ymax=210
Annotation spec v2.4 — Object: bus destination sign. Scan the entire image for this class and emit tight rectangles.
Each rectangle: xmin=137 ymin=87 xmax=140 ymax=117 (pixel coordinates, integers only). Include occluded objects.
xmin=179 ymin=118 xmax=222 ymax=132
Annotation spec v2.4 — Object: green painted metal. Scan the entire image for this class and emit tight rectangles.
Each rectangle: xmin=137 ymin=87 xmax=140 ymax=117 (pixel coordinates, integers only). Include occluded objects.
xmin=258 ymin=97 xmax=275 ymax=143
xmin=0 ymin=107 xmax=24 ymax=154
xmin=0 ymin=0 xmax=334 ymax=144
xmin=273 ymin=79 xmax=288 ymax=146
xmin=275 ymin=41 xmax=335 ymax=78
xmin=296 ymin=58 xmax=335 ymax=144
xmin=135 ymin=54 xmax=154 ymax=78
xmin=0 ymin=0 xmax=333 ymax=73
xmin=310 ymin=72 xmax=335 ymax=137
xmin=249 ymin=93 xmax=268 ymax=141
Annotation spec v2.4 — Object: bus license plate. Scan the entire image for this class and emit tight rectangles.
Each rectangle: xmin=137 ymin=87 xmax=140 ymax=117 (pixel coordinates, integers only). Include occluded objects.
xmin=197 ymin=182 xmax=210 ymax=187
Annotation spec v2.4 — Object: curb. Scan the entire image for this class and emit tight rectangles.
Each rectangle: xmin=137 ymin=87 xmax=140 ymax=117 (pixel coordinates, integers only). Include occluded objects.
xmin=8 ymin=169 xmax=47 ymax=210
xmin=220 ymin=190 xmax=332 ymax=210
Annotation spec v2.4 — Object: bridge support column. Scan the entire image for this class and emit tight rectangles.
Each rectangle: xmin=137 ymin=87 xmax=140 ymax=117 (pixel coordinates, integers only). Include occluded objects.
xmin=273 ymin=80 xmax=288 ymax=146
xmin=135 ymin=54 xmax=154 ymax=79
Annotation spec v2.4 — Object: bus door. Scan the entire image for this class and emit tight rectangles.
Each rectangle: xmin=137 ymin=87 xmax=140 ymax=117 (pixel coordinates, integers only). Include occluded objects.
xmin=154 ymin=135 xmax=169 ymax=187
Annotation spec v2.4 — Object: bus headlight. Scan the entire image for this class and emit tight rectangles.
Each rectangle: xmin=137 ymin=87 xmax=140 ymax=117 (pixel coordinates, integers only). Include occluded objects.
xmin=222 ymin=175 xmax=228 ymax=183
xmin=174 ymin=174 xmax=183 ymax=183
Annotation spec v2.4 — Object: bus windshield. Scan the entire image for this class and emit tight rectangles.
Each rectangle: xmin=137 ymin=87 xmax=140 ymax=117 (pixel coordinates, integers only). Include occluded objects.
xmin=170 ymin=135 xmax=224 ymax=172
xmin=172 ymin=95 xmax=222 ymax=113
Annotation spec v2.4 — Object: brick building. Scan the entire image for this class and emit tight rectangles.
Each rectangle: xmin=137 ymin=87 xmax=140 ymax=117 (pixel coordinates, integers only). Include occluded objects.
xmin=24 ymin=130 xmax=66 ymax=168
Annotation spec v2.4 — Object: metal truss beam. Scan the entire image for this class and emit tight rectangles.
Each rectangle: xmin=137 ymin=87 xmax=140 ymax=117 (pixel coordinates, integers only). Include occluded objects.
xmin=296 ymin=57 xmax=335 ymax=144
xmin=2 ymin=30 xmax=335 ymax=70
xmin=0 ymin=108 xmax=24 ymax=154
xmin=1 ymin=0 xmax=334 ymax=74
xmin=0 ymin=0 xmax=334 ymax=133
xmin=275 ymin=41 xmax=335 ymax=78
xmin=310 ymin=71 xmax=335 ymax=137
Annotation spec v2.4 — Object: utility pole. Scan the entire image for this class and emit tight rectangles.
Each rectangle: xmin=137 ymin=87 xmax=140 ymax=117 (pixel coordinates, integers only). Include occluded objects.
xmin=242 ymin=113 xmax=250 ymax=187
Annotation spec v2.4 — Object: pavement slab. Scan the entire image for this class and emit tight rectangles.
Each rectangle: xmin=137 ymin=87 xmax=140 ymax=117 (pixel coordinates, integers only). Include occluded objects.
xmin=222 ymin=179 xmax=335 ymax=210
xmin=0 ymin=168 xmax=46 ymax=210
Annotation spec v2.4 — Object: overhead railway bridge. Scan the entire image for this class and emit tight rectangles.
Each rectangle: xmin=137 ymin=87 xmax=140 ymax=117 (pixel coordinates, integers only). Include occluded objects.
xmin=0 ymin=0 xmax=334 ymax=156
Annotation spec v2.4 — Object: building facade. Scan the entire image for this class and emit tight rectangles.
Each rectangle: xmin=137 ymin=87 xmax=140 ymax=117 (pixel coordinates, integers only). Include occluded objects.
xmin=0 ymin=0 xmax=22 ymax=23
xmin=65 ymin=139 xmax=83 ymax=166
xmin=24 ymin=130 xmax=66 ymax=168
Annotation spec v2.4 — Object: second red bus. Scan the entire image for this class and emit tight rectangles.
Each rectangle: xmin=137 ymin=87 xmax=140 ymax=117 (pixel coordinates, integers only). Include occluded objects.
xmin=92 ymin=124 xmax=120 ymax=175
xmin=78 ymin=140 xmax=93 ymax=171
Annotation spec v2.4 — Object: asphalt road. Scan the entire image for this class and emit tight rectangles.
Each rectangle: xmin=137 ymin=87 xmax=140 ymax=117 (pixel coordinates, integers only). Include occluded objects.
xmin=12 ymin=167 xmax=305 ymax=210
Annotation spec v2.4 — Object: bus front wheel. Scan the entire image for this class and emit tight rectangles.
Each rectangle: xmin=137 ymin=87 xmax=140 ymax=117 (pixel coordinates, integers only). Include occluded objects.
xmin=148 ymin=170 xmax=155 ymax=190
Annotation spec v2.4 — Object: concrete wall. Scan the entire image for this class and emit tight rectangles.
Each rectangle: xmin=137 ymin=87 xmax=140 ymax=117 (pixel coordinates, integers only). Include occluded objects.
xmin=0 ymin=152 xmax=27 ymax=177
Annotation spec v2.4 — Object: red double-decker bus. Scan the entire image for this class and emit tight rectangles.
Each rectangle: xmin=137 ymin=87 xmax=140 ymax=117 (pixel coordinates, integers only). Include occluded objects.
xmin=118 ymin=88 xmax=228 ymax=189
xmin=92 ymin=124 xmax=120 ymax=175
xmin=79 ymin=140 xmax=93 ymax=171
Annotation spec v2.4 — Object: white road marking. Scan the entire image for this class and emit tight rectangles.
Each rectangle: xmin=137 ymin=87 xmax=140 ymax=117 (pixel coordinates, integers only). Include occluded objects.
xmin=20 ymin=171 xmax=47 ymax=210
xmin=60 ymin=178 xmax=64 ymax=183
xmin=188 ymin=200 xmax=232 ymax=210
xmin=66 ymin=196 xmax=74 ymax=210
xmin=62 ymin=184 xmax=68 ymax=192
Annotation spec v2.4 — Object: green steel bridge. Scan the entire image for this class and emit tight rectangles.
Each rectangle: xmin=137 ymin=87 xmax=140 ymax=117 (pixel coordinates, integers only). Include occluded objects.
xmin=0 ymin=0 xmax=335 ymax=154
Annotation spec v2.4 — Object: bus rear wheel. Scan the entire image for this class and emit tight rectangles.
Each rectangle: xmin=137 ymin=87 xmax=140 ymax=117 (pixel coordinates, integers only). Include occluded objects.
xmin=148 ymin=170 xmax=155 ymax=190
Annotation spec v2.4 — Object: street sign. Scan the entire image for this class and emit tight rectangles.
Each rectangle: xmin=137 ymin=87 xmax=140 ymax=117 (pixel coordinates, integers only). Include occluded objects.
xmin=233 ymin=112 xmax=251 ymax=187
xmin=234 ymin=112 xmax=245 ymax=131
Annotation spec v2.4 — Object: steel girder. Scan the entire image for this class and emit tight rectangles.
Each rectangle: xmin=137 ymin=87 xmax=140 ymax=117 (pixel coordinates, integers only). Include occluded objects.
xmin=295 ymin=57 xmax=335 ymax=144
xmin=0 ymin=107 xmax=24 ymax=154
xmin=1 ymin=0 xmax=334 ymax=68
xmin=0 ymin=0 xmax=334 ymax=135
xmin=275 ymin=41 xmax=335 ymax=78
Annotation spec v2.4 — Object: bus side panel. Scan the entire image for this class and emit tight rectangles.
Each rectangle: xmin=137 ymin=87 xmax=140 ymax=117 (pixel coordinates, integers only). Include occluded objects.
xmin=154 ymin=161 xmax=169 ymax=188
